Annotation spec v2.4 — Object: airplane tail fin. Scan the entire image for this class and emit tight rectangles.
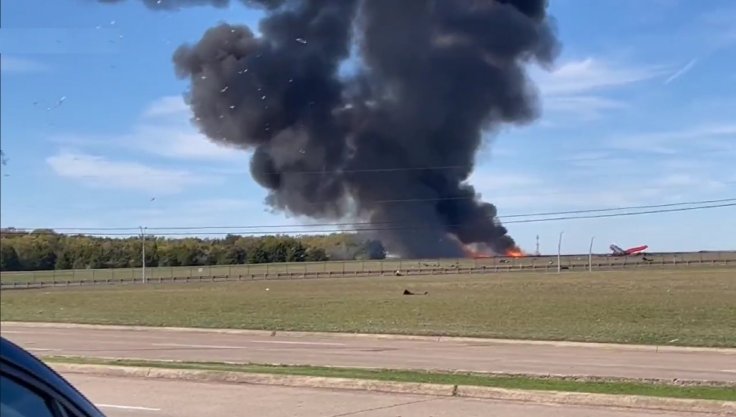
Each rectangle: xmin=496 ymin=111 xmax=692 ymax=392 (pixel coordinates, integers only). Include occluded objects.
xmin=610 ymin=244 xmax=625 ymax=255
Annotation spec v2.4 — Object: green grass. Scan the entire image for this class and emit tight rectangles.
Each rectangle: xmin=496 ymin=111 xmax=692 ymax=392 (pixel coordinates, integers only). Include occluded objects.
xmin=43 ymin=356 xmax=736 ymax=401
xmin=3 ymin=268 xmax=735 ymax=347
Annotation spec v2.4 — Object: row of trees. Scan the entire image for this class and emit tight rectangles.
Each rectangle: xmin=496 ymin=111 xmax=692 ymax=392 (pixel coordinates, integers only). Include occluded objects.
xmin=0 ymin=230 xmax=386 ymax=271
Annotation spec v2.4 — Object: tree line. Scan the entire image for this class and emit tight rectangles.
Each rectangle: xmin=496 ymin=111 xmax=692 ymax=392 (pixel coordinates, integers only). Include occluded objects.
xmin=0 ymin=229 xmax=386 ymax=271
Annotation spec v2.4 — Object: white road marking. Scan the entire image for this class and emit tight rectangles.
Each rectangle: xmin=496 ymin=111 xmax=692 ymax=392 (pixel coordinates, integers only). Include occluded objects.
xmin=250 ymin=340 xmax=346 ymax=347
xmin=152 ymin=343 xmax=244 ymax=349
xmin=0 ymin=331 xmax=31 ymax=334
xmin=152 ymin=340 xmax=346 ymax=349
xmin=26 ymin=348 xmax=61 ymax=352
xmin=97 ymin=404 xmax=160 ymax=412
xmin=721 ymin=369 xmax=736 ymax=373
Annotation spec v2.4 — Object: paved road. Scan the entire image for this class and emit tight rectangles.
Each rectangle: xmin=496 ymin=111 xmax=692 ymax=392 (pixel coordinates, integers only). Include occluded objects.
xmin=64 ymin=374 xmax=706 ymax=417
xmin=4 ymin=323 xmax=735 ymax=382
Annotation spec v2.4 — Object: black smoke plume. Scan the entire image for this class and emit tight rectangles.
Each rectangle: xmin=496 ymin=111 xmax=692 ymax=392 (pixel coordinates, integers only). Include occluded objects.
xmin=102 ymin=0 xmax=559 ymax=258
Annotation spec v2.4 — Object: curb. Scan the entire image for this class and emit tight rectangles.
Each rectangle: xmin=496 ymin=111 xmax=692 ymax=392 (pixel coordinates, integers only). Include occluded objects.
xmin=5 ymin=321 xmax=735 ymax=354
xmin=50 ymin=363 xmax=736 ymax=415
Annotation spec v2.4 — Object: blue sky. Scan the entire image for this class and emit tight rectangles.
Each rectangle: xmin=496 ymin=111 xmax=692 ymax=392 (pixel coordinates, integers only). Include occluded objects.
xmin=1 ymin=0 xmax=735 ymax=254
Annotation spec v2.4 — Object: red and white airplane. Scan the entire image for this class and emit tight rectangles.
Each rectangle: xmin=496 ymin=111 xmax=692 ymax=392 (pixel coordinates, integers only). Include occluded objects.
xmin=609 ymin=244 xmax=649 ymax=256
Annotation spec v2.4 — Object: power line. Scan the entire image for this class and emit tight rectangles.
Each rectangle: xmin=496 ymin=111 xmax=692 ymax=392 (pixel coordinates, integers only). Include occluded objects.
xmin=14 ymin=197 xmax=735 ymax=232
xmin=502 ymin=198 xmax=736 ymax=219
xmin=5 ymin=202 xmax=734 ymax=237
xmin=502 ymin=202 xmax=736 ymax=224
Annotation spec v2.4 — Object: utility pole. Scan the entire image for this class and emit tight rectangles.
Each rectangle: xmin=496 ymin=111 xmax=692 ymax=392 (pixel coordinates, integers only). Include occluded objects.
xmin=557 ymin=231 xmax=564 ymax=274
xmin=140 ymin=226 xmax=147 ymax=284
xmin=588 ymin=236 xmax=595 ymax=272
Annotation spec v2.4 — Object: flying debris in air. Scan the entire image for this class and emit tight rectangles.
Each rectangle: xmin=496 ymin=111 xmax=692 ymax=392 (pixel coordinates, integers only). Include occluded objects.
xmin=46 ymin=96 xmax=67 ymax=111
xmin=295 ymin=38 xmax=307 ymax=44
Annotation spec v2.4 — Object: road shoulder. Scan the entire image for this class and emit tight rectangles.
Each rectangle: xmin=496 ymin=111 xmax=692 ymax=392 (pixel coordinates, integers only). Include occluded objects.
xmin=48 ymin=361 xmax=736 ymax=416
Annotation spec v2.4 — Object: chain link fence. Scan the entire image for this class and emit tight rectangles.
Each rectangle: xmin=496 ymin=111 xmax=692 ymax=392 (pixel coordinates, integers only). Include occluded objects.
xmin=2 ymin=251 xmax=735 ymax=288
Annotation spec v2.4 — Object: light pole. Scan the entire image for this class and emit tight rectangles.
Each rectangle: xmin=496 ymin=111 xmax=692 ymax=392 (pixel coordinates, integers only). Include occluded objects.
xmin=140 ymin=226 xmax=147 ymax=284
xmin=588 ymin=236 xmax=595 ymax=272
xmin=557 ymin=231 xmax=564 ymax=274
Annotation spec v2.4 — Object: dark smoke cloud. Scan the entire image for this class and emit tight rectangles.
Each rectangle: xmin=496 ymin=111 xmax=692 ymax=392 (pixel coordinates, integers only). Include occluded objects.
xmin=102 ymin=0 xmax=559 ymax=258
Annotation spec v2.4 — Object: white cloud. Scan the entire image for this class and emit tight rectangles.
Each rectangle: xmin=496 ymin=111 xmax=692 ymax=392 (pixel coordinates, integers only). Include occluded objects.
xmin=143 ymin=96 xmax=190 ymax=118
xmin=609 ymin=123 xmax=736 ymax=154
xmin=543 ymin=96 xmax=627 ymax=120
xmin=531 ymin=58 xmax=666 ymax=120
xmin=125 ymin=125 xmax=244 ymax=161
xmin=1 ymin=56 xmax=48 ymax=74
xmin=535 ymin=58 xmax=665 ymax=96
xmin=664 ymin=58 xmax=698 ymax=85
xmin=651 ymin=173 xmax=725 ymax=191
xmin=467 ymin=172 xmax=541 ymax=193
xmin=560 ymin=151 xmax=612 ymax=162
xmin=52 ymin=96 xmax=242 ymax=162
xmin=47 ymin=151 xmax=215 ymax=194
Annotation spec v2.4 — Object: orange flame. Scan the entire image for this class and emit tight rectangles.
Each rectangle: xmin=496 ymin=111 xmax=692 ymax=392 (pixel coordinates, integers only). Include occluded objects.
xmin=462 ymin=242 xmax=525 ymax=258
xmin=505 ymin=248 xmax=524 ymax=258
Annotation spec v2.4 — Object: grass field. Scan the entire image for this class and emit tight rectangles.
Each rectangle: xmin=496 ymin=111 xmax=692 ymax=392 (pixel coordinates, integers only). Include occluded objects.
xmin=2 ymin=251 xmax=734 ymax=285
xmin=43 ymin=357 xmax=736 ymax=401
xmin=2 ymin=269 xmax=735 ymax=347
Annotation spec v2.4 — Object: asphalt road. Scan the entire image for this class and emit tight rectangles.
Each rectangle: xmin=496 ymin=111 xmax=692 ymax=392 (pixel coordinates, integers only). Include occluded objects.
xmin=64 ymin=374 xmax=706 ymax=417
xmin=4 ymin=323 xmax=735 ymax=382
